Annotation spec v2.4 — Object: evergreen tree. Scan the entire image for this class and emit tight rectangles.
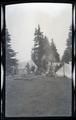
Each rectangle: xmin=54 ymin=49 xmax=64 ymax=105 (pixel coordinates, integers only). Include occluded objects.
xmin=62 ymin=26 xmax=72 ymax=63
xmin=31 ymin=25 xmax=45 ymax=69
xmin=41 ymin=36 xmax=51 ymax=70
xmin=6 ymin=29 xmax=18 ymax=75
xmin=31 ymin=25 xmax=60 ymax=74
xmin=50 ymin=39 xmax=60 ymax=63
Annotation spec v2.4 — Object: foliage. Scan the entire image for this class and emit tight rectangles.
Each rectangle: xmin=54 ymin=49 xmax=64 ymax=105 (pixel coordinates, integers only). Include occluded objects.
xmin=62 ymin=26 xmax=72 ymax=63
xmin=31 ymin=25 xmax=60 ymax=74
xmin=30 ymin=65 xmax=35 ymax=72
xmin=50 ymin=39 xmax=60 ymax=63
xmin=6 ymin=29 xmax=18 ymax=75
xmin=31 ymin=25 xmax=46 ymax=70
xmin=25 ymin=62 xmax=31 ymax=73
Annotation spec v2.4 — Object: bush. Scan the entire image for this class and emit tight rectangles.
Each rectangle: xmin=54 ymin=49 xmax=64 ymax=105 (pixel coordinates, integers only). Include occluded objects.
xmin=31 ymin=65 xmax=35 ymax=72
xmin=25 ymin=63 xmax=31 ymax=74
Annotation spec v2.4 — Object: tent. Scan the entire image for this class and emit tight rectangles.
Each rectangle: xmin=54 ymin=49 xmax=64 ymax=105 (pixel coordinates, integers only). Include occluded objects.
xmin=56 ymin=62 xmax=72 ymax=79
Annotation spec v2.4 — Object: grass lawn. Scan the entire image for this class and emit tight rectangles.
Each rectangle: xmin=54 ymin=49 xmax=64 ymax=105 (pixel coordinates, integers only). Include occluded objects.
xmin=5 ymin=74 xmax=72 ymax=117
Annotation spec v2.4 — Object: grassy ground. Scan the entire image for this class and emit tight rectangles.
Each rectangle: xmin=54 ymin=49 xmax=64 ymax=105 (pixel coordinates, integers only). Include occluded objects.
xmin=5 ymin=74 xmax=72 ymax=117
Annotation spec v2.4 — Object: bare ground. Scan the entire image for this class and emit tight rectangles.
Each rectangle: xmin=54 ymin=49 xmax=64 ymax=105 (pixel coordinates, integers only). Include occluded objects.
xmin=5 ymin=74 xmax=72 ymax=117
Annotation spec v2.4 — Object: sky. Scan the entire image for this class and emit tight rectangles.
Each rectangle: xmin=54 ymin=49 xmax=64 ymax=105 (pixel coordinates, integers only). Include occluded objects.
xmin=6 ymin=3 xmax=72 ymax=63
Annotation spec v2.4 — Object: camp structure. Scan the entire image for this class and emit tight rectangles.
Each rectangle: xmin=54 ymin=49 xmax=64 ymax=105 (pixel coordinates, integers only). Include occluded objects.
xmin=56 ymin=62 xmax=72 ymax=79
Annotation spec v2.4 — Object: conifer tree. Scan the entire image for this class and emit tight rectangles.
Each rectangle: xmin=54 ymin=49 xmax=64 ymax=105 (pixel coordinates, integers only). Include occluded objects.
xmin=62 ymin=26 xmax=72 ymax=63
xmin=6 ymin=29 xmax=18 ymax=75
xmin=31 ymin=25 xmax=45 ymax=69
xmin=50 ymin=39 xmax=60 ymax=62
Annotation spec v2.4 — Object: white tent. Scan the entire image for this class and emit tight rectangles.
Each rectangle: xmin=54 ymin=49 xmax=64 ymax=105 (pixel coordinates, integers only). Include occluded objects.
xmin=56 ymin=62 xmax=72 ymax=79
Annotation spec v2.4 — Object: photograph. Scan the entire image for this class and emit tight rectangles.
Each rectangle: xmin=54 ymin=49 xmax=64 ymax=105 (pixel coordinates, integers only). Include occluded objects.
xmin=5 ymin=3 xmax=72 ymax=117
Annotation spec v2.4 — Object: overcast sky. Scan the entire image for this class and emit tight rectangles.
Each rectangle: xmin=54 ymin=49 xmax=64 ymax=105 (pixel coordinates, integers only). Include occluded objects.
xmin=6 ymin=3 xmax=72 ymax=63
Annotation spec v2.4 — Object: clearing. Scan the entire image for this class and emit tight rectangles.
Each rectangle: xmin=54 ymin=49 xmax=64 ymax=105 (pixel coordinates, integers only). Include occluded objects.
xmin=5 ymin=74 xmax=72 ymax=117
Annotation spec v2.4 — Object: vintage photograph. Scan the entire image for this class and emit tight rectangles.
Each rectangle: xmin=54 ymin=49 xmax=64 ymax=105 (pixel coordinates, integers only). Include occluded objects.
xmin=5 ymin=3 xmax=72 ymax=117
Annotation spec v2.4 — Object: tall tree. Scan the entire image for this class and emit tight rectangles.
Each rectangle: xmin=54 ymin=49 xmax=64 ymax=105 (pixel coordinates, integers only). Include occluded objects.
xmin=31 ymin=25 xmax=60 ymax=73
xmin=50 ymin=39 xmax=60 ymax=63
xmin=6 ymin=29 xmax=18 ymax=75
xmin=31 ymin=25 xmax=45 ymax=70
xmin=62 ymin=26 xmax=72 ymax=63
xmin=41 ymin=36 xmax=50 ymax=70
